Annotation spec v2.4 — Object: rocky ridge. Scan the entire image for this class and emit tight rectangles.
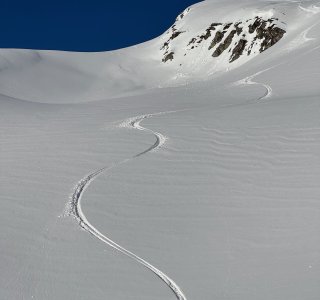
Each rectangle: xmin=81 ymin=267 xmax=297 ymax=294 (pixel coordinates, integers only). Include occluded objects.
xmin=161 ymin=12 xmax=286 ymax=64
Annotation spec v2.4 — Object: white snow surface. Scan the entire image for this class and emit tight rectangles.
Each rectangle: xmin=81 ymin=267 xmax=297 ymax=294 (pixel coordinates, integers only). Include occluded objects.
xmin=1 ymin=0 xmax=320 ymax=299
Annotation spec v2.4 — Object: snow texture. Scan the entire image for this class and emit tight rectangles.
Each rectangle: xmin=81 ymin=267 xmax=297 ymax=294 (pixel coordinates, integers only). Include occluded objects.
xmin=1 ymin=1 xmax=320 ymax=299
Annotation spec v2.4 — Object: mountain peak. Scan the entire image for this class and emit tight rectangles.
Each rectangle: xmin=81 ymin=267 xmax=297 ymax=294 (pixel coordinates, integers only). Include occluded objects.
xmin=158 ymin=1 xmax=287 ymax=73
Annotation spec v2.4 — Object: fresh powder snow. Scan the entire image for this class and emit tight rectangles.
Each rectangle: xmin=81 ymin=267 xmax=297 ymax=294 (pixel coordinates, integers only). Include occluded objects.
xmin=1 ymin=0 xmax=320 ymax=299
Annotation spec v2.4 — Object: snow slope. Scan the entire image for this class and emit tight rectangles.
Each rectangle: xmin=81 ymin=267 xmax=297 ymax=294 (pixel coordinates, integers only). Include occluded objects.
xmin=1 ymin=0 xmax=320 ymax=299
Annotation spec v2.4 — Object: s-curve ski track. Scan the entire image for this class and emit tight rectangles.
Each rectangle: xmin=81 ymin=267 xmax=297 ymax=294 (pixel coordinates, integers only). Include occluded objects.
xmin=65 ymin=111 xmax=187 ymax=300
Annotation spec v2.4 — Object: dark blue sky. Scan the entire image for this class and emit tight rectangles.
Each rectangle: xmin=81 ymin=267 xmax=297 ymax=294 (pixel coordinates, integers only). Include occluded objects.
xmin=0 ymin=0 xmax=200 ymax=51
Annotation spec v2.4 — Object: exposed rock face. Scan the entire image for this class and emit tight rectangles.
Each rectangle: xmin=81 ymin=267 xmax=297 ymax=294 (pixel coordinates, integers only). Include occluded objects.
xmin=208 ymin=31 xmax=225 ymax=50
xmin=249 ymin=17 xmax=264 ymax=34
xmin=160 ymin=10 xmax=286 ymax=64
xmin=212 ymin=30 xmax=236 ymax=57
xmin=248 ymin=17 xmax=286 ymax=53
xmin=171 ymin=31 xmax=183 ymax=40
xmin=234 ymin=22 xmax=243 ymax=35
xmin=161 ymin=23 xmax=186 ymax=61
xmin=186 ymin=22 xmax=222 ymax=50
xmin=162 ymin=52 xmax=174 ymax=63
xmin=230 ymin=39 xmax=247 ymax=62
xmin=199 ymin=23 xmax=222 ymax=41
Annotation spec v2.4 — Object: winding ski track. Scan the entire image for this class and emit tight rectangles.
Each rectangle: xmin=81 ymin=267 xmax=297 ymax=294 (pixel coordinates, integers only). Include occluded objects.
xmin=239 ymin=68 xmax=273 ymax=101
xmin=66 ymin=111 xmax=187 ymax=300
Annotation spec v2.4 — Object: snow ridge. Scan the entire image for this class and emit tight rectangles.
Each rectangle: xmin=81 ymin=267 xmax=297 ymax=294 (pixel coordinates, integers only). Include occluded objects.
xmin=161 ymin=14 xmax=286 ymax=65
xmin=65 ymin=112 xmax=187 ymax=300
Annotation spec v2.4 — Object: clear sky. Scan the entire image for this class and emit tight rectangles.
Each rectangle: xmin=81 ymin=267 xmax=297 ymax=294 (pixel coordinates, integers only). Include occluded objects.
xmin=0 ymin=0 xmax=200 ymax=51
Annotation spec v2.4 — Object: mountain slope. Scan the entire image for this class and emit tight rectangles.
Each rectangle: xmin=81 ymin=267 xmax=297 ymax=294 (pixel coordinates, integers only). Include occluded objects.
xmin=0 ymin=0 xmax=318 ymax=103
xmin=1 ymin=1 xmax=320 ymax=300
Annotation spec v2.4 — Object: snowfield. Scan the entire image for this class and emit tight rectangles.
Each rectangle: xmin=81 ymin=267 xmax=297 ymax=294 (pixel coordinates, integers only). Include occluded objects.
xmin=1 ymin=0 xmax=320 ymax=299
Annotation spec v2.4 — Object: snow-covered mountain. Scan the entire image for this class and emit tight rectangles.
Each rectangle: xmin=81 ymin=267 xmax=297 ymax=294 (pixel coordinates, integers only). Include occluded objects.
xmin=0 ymin=0 xmax=318 ymax=103
xmin=160 ymin=5 xmax=286 ymax=64
xmin=1 ymin=1 xmax=320 ymax=300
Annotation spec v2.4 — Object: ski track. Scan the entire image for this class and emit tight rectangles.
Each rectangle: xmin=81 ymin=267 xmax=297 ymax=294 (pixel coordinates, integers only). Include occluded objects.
xmin=65 ymin=111 xmax=187 ymax=300
xmin=234 ymin=67 xmax=274 ymax=101
xmin=299 ymin=2 xmax=320 ymax=14
xmin=235 ymin=11 xmax=320 ymax=101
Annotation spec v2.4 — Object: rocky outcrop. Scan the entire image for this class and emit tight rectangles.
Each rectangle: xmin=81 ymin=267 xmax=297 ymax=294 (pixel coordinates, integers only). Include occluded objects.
xmin=208 ymin=31 xmax=225 ymax=50
xmin=199 ymin=23 xmax=222 ymax=41
xmin=161 ymin=26 xmax=185 ymax=62
xmin=186 ymin=23 xmax=223 ymax=51
xmin=212 ymin=30 xmax=236 ymax=57
xmin=162 ymin=52 xmax=174 ymax=62
xmin=248 ymin=17 xmax=286 ymax=53
xmin=230 ymin=39 xmax=247 ymax=62
xmin=259 ymin=26 xmax=286 ymax=52
xmin=161 ymin=12 xmax=286 ymax=64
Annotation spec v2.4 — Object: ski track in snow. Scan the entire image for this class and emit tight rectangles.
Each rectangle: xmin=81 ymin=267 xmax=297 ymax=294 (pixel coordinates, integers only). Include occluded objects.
xmin=235 ymin=7 xmax=320 ymax=102
xmin=299 ymin=2 xmax=320 ymax=14
xmin=236 ymin=16 xmax=320 ymax=100
xmin=245 ymin=71 xmax=273 ymax=101
xmin=62 ymin=12 xmax=320 ymax=297
xmin=65 ymin=111 xmax=187 ymax=300
xmin=234 ymin=67 xmax=274 ymax=101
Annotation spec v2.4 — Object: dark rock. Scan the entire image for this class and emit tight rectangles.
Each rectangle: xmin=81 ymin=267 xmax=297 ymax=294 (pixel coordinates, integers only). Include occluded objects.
xmin=200 ymin=29 xmax=212 ymax=41
xmin=206 ymin=23 xmax=222 ymax=33
xmin=210 ymin=22 xmax=222 ymax=28
xmin=212 ymin=30 xmax=236 ymax=57
xmin=160 ymin=42 xmax=169 ymax=51
xmin=208 ymin=31 xmax=225 ymax=50
xmin=188 ymin=38 xmax=197 ymax=46
xmin=161 ymin=30 xmax=184 ymax=55
xmin=171 ymin=31 xmax=183 ymax=40
xmin=162 ymin=52 xmax=174 ymax=63
xmin=230 ymin=39 xmax=247 ymax=62
xmin=196 ymin=23 xmax=223 ymax=46
xmin=249 ymin=17 xmax=262 ymax=33
xmin=246 ymin=17 xmax=286 ymax=53
xmin=224 ymin=23 xmax=232 ymax=30
xmin=259 ymin=26 xmax=285 ymax=52
xmin=234 ymin=22 xmax=243 ymax=35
